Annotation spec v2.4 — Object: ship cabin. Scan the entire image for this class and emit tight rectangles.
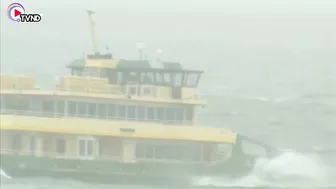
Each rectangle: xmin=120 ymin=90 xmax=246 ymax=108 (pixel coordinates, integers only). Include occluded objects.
xmin=0 ymin=53 xmax=236 ymax=167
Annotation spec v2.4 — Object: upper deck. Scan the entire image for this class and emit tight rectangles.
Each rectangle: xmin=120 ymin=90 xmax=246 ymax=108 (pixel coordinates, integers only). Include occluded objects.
xmin=65 ymin=53 xmax=205 ymax=104
xmin=1 ymin=53 xmax=205 ymax=104
xmin=0 ymin=52 xmax=206 ymax=126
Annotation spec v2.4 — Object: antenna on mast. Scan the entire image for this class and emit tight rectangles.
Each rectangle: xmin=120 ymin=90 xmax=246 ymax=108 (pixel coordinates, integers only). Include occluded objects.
xmin=156 ymin=48 xmax=162 ymax=64
xmin=87 ymin=10 xmax=99 ymax=54
xmin=136 ymin=43 xmax=145 ymax=60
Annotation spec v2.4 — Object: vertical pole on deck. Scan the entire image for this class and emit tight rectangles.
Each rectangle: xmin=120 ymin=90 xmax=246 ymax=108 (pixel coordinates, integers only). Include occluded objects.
xmin=87 ymin=10 xmax=99 ymax=54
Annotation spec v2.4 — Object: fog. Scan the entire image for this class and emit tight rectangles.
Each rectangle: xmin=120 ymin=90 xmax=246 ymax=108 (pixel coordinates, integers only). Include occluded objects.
xmin=1 ymin=0 xmax=336 ymax=97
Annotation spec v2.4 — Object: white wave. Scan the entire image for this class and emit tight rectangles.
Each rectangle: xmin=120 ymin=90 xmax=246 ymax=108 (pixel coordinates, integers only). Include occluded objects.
xmin=192 ymin=151 xmax=331 ymax=188
xmin=246 ymin=96 xmax=272 ymax=102
xmin=244 ymin=95 xmax=301 ymax=103
xmin=0 ymin=168 xmax=12 ymax=179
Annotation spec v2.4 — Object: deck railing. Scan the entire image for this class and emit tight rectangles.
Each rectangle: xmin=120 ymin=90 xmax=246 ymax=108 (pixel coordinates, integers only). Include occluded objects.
xmin=1 ymin=85 xmax=160 ymax=99
xmin=1 ymin=85 xmax=202 ymax=102
xmin=0 ymin=109 xmax=193 ymax=125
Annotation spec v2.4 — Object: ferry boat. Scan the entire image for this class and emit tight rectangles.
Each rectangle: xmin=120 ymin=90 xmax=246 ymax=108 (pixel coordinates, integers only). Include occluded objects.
xmin=0 ymin=12 xmax=272 ymax=185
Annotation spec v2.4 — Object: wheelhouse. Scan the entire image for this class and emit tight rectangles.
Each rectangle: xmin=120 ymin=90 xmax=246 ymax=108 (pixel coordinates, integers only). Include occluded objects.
xmin=68 ymin=53 xmax=203 ymax=90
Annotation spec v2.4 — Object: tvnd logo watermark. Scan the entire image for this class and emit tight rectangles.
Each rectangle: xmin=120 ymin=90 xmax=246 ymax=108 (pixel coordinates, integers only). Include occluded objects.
xmin=7 ymin=3 xmax=42 ymax=23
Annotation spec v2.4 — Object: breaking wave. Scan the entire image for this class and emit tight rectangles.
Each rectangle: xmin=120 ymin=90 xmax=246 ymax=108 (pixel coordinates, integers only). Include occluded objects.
xmin=192 ymin=151 xmax=335 ymax=188
xmin=0 ymin=168 xmax=12 ymax=179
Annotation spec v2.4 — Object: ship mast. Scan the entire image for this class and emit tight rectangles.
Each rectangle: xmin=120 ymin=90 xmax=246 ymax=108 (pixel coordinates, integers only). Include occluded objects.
xmin=87 ymin=10 xmax=99 ymax=54
xmin=136 ymin=43 xmax=145 ymax=60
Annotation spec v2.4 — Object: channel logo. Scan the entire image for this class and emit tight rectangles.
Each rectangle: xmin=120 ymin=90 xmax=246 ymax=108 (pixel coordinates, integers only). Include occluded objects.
xmin=7 ymin=2 xmax=25 ymax=22
xmin=7 ymin=2 xmax=42 ymax=23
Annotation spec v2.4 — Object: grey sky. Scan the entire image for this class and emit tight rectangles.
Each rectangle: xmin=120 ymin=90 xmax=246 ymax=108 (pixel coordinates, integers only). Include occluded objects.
xmin=1 ymin=0 xmax=335 ymax=96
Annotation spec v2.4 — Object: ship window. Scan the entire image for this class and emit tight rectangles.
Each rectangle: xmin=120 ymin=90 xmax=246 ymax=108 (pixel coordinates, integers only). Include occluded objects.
xmin=107 ymin=70 xmax=118 ymax=84
xmin=118 ymin=105 xmax=126 ymax=119
xmin=56 ymin=138 xmax=66 ymax=154
xmin=17 ymin=98 xmax=30 ymax=111
xmin=88 ymin=103 xmax=96 ymax=118
xmin=148 ymin=72 xmax=154 ymax=84
xmin=56 ymin=100 xmax=65 ymax=116
xmin=98 ymin=140 xmax=103 ymax=156
xmin=140 ymin=72 xmax=152 ymax=85
xmin=127 ymin=72 xmax=138 ymax=84
xmin=155 ymin=73 xmax=164 ymax=85
xmin=143 ymin=87 xmax=151 ymax=96
xmin=185 ymin=73 xmax=200 ymax=87
xmin=136 ymin=143 xmax=145 ymax=158
xmin=100 ymin=68 xmax=108 ymax=78
xmin=137 ymin=106 xmax=146 ymax=121
xmin=146 ymin=72 xmax=154 ymax=84
xmin=138 ymin=143 xmax=203 ymax=161
xmin=87 ymin=140 xmax=93 ymax=156
xmin=11 ymin=133 xmax=21 ymax=151
xmin=0 ymin=95 xmax=3 ymax=110
xmin=73 ymin=69 xmax=83 ymax=76
xmin=2 ymin=95 xmax=17 ymax=110
xmin=127 ymin=105 xmax=136 ymax=120
xmin=165 ymin=108 xmax=174 ymax=122
xmin=129 ymin=86 xmax=137 ymax=96
xmin=83 ymin=67 xmax=100 ymax=77
xmin=139 ymin=73 xmax=145 ymax=84
xmin=117 ymin=72 xmax=124 ymax=84
xmin=147 ymin=107 xmax=155 ymax=120
xmin=107 ymin=104 xmax=117 ymax=119
xmin=68 ymin=101 xmax=77 ymax=116
xmin=156 ymin=107 xmax=164 ymax=121
xmin=145 ymin=145 xmax=155 ymax=158
xmin=155 ymin=145 xmax=174 ymax=159
xmin=185 ymin=73 xmax=192 ymax=86
xmin=163 ymin=73 xmax=171 ymax=85
xmin=42 ymin=100 xmax=54 ymax=115
xmin=162 ymin=108 xmax=184 ymax=124
xmin=97 ymin=103 xmax=107 ymax=119
xmin=175 ymin=108 xmax=184 ymax=124
xmin=186 ymin=106 xmax=194 ymax=123
xmin=29 ymin=135 xmax=36 ymax=153
xmin=77 ymin=101 xmax=87 ymax=117
xmin=153 ymin=145 xmax=201 ymax=161
xmin=179 ymin=146 xmax=200 ymax=161
xmin=29 ymin=97 xmax=42 ymax=115
xmin=82 ymin=69 xmax=89 ymax=77
xmin=173 ymin=73 xmax=183 ymax=87
xmin=79 ymin=140 xmax=85 ymax=156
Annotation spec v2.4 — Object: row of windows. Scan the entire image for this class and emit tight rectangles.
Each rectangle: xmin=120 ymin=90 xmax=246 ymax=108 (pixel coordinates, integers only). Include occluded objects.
xmin=8 ymin=135 xmax=203 ymax=162
xmin=136 ymin=144 xmax=201 ymax=161
xmin=9 ymin=134 xmax=87 ymax=156
xmin=115 ymin=71 xmax=201 ymax=87
xmin=72 ymin=68 xmax=202 ymax=87
xmin=1 ymin=96 xmax=194 ymax=125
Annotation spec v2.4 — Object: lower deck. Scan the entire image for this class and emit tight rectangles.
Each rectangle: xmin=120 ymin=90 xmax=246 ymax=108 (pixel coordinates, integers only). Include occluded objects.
xmin=0 ymin=131 xmax=233 ymax=165
xmin=0 ymin=131 xmax=241 ymax=181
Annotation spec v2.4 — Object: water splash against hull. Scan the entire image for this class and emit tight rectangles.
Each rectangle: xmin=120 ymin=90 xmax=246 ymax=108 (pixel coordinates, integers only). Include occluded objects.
xmin=0 ymin=168 xmax=12 ymax=179
xmin=192 ymin=151 xmax=334 ymax=188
